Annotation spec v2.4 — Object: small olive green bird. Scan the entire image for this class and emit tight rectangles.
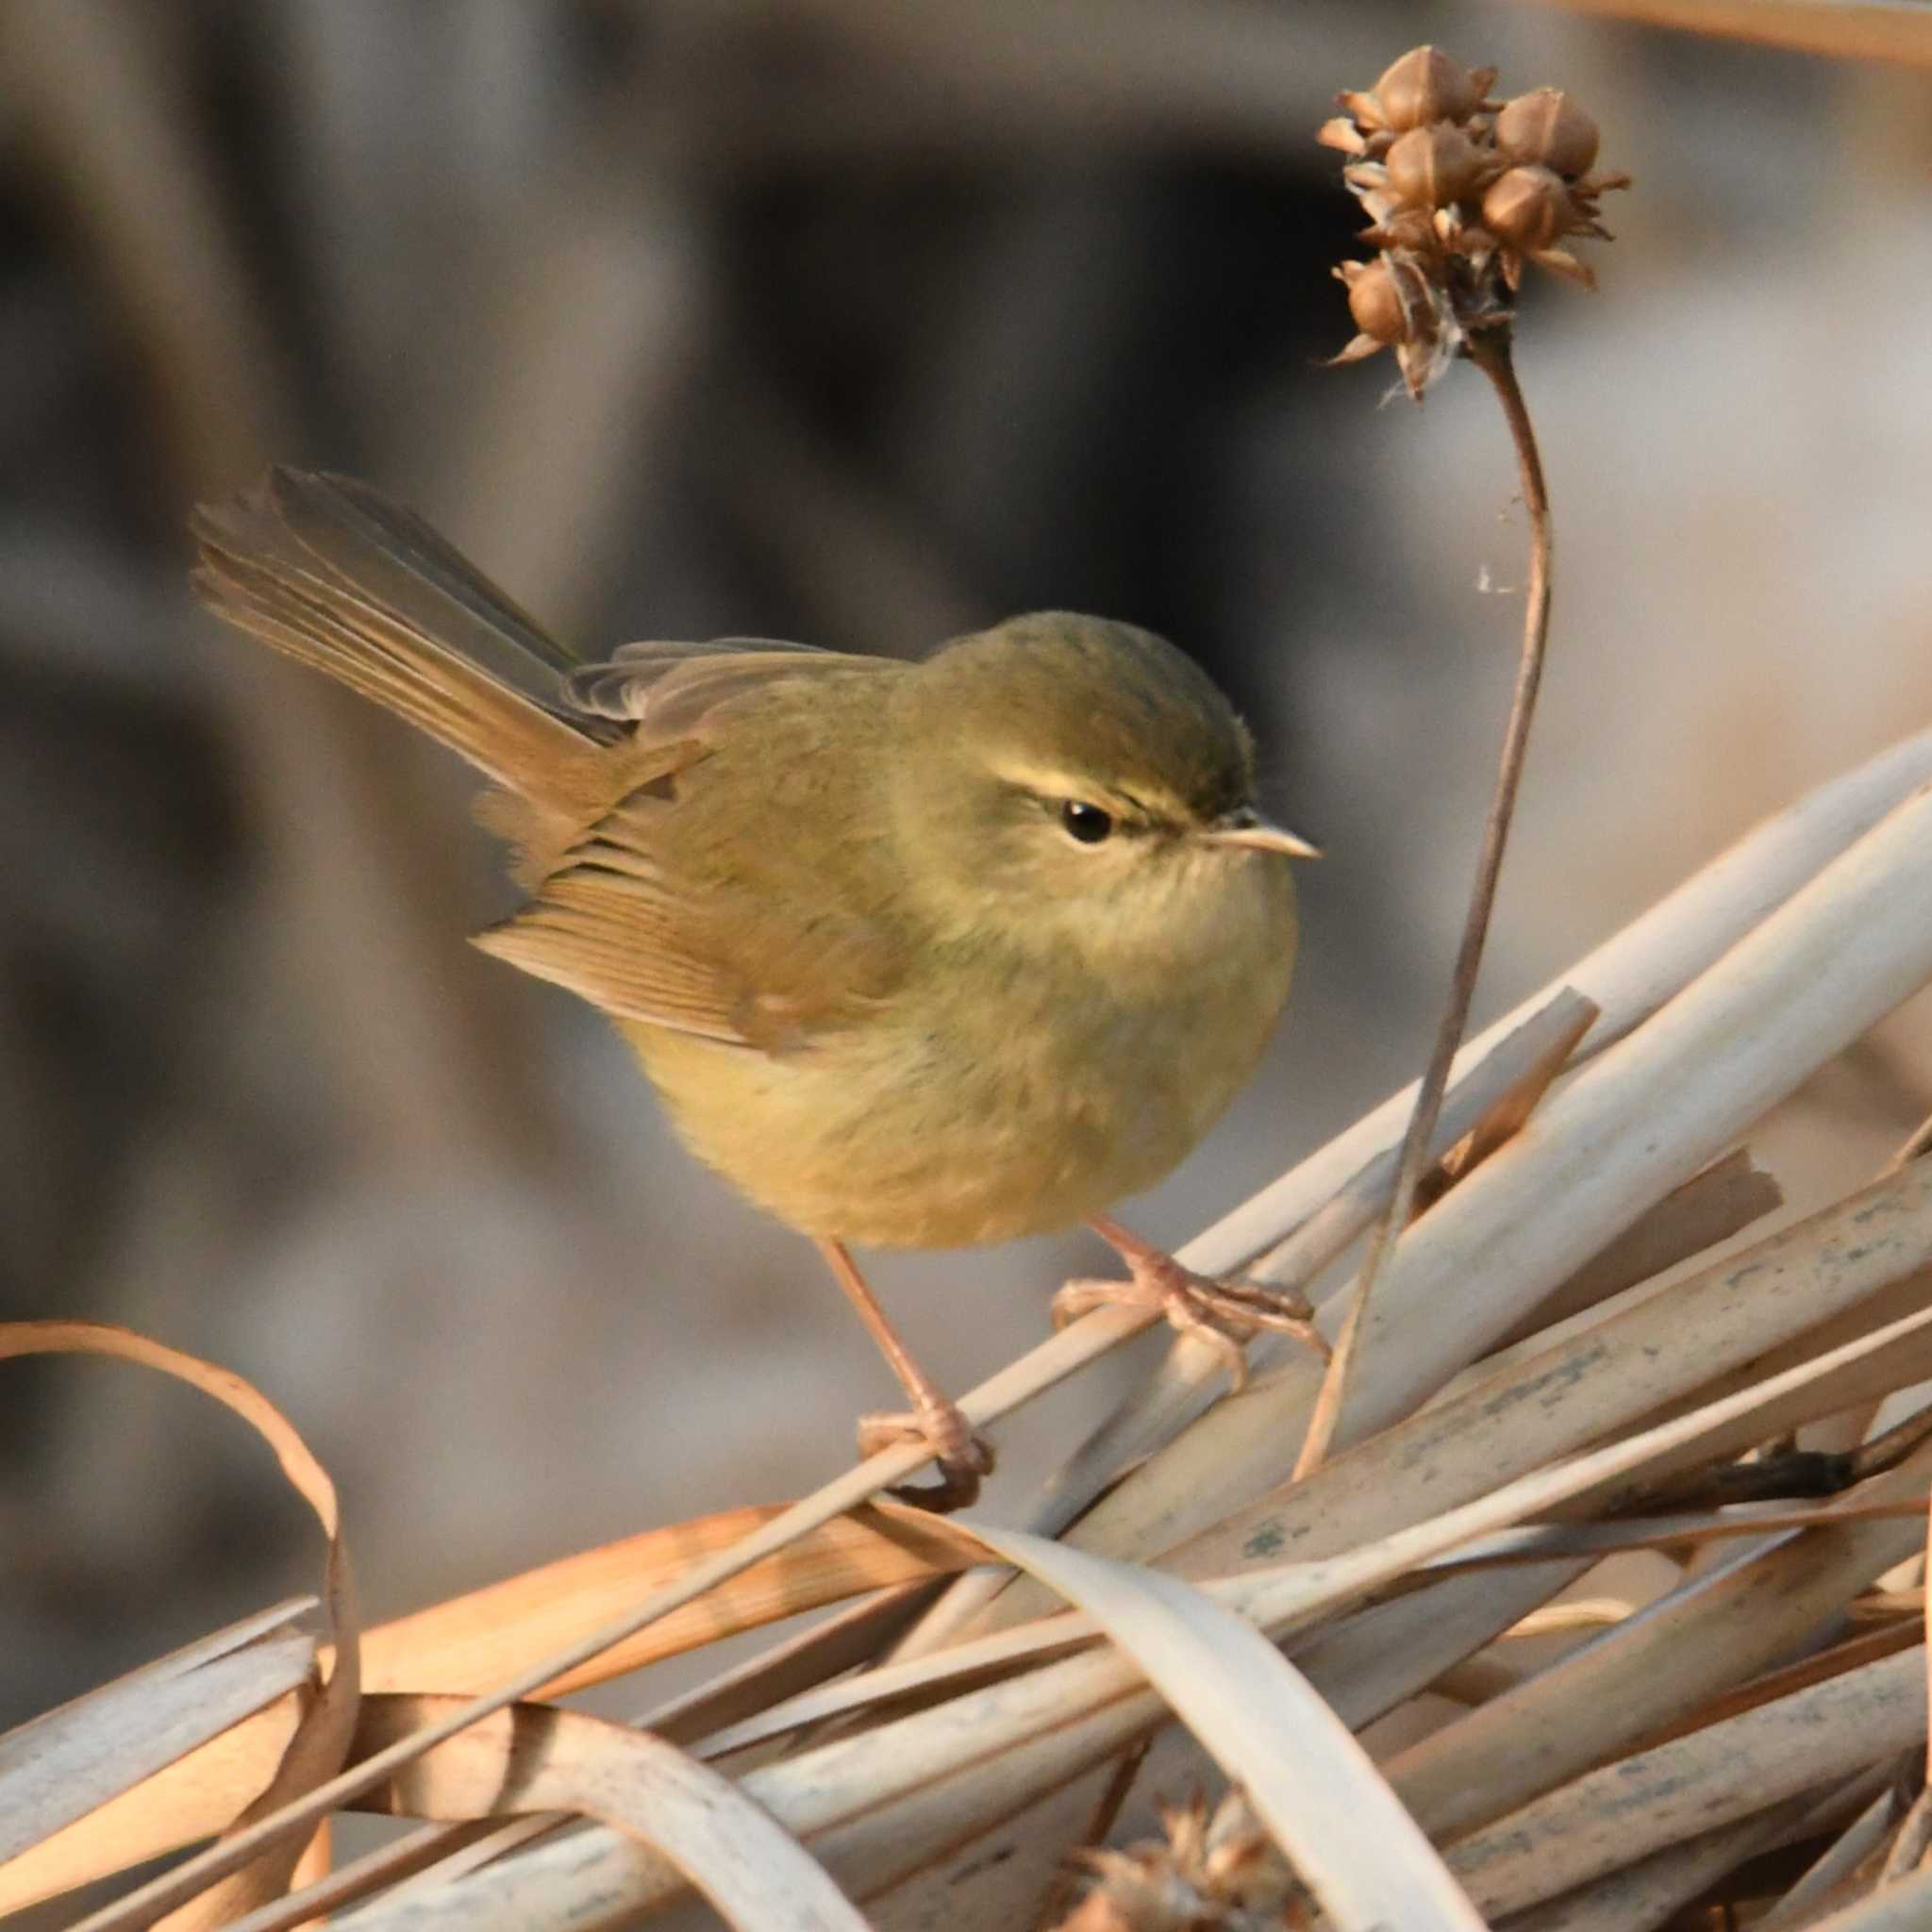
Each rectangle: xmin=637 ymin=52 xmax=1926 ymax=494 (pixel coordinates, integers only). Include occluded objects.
xmin=192 ymin=469 xmax=1321 ymax=1508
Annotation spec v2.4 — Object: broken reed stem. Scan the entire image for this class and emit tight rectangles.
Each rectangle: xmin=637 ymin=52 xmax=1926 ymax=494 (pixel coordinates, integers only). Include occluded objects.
xmin=1296 ymin=323 xmax=1554 ymax=1480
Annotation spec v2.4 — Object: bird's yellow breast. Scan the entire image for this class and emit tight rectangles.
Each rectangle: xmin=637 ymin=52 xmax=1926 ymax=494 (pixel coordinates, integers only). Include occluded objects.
xmin=622 ymin=860 xmax=1295 ymax=1249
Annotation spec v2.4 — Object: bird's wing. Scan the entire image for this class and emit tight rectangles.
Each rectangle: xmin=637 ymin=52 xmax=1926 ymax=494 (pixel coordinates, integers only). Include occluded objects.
xmin=478 ymin=641 xmax=910 ymax=1053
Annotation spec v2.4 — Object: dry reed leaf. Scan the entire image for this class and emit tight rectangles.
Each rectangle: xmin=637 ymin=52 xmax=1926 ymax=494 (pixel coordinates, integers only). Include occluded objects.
xmin=967 ymin=1526 xmax=1486 ymax=1932
xmin=1804 ymin=1863 xmax=1932 ymax=1928
xmin=1527 ymin=0 xmax=1932 ymax=69
xmin=1759 ymin=1785 xmax=1905 ymax=1927
xmin=1174 ymin=1161 xmax=1932 ymax=1585
xmin=1496 ymin=1789 xmax=1836 ymax=1932
xmin=1333 ymin=778 xmax=1932 ymax=1453
xmin=0 ymin=1324 xmax=357 ymax=1925
xmin=329 ymin=1302 xmax=1932 ymax=1930
xmin=1490 ymin=1146 xmax=1782 ymax=1350
xmin=55 ymin=1289 xmax=1171 ymax=1930
xmin=1384 ymin=1438 xmax=1932 ymax=1847
xmin=361 ymin=1502 xmax=979 ymax=1698
xmin=894 ymin=1565 xmax=1607 ymax=1932
xmin=643 ymin=1578 xmax=942 ymax=1743
xmin=1048 ymin=750 xmax=1932 ymax=1585
xmin=1496 ymin=1598 xmax=1632 ymax=1638
xmin=702 ymin=1552 xmax=1587 ymax=1771
xmin=1 ymin=1703 xmax=308 ymax=1919
xmin=1412 ymin=993 xmax=1593 ymax=1211
xmin=902 ymin=987 xmax=1597 ymax=1660
xmin=1203 ymin=728 xmax=1932 ymax=1279
xmin=1852 ymin=1587 xmax=1927 ymax=1620
xmin=109 ymin=1112 xmax=1932 ymax=1924
xmin=1447 ymin=1644 xmax=1927 ymax=1919
xmin=1423 ymin=1504 xmax=1929 ymax=1578
xmin=349 ymin=1692 xmax=866 ymax=1931
xmin=28 ymin=1505 xmax=975 ymax=1915
xmin=0 ymin=1603 xmax=313 ymax=1864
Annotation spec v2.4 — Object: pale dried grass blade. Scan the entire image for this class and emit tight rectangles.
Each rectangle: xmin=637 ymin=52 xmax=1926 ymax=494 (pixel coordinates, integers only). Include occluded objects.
xmin=58 ymin=1296 xmax=1172 ymax=1931
xmin=996 ymin=990 xmax=1596 ymax=1553
xmin=1332 ymin=776 xmax=1932 ymax=1451
xmin=643 ymin=1579 xmax=943 ymax=1742
xmin=0 ymin=1703 xmax=307 ymax=1917
xmin=703 ymin=1554 xmax=1586 ymax=1773
xmin=965 ymin=1526 xmax=1486 ymax=1932
xmin=1497 ymin=1790 xmax=1831 ymax=1932
xmin=1060 ymin=762 xmax=1932 ymax=1578
xmin=1385 ymin=1440 xmax=1932 ymax=1848
xmin=869 ymin=1564 xmax=1595 ymax=1932
xmin=1490 ymin=1146 xmax=1781 ymax=1350
xmin=916 ymin=732 xmax=1932 ymax=1659
xmin=1805 ymin=1863 xmax=1932 ymax=1929
xmin=1199 ymin=727 xmax=1932 ymax=1275
xmin=1448 ymin=1645 xmax=1927 ymax=1919
xmin=1641 ymin=1623 xmax=1925 ymax=1751
xmin=348 ymin=1693 xmax=866 ymax=1931
xmin=1422 ymin=1502 xmax=1930 ymax=1574
xmin=1760 ymin=1784 xmax=1905 ymax=1927
xmin=362 ymin=1503 xmax=977 ymax=1697
xmin=0 ymin=1323 xmax=358 ymax=1927
xmin=907 ymin=989 xmax=1597 ymax=1655
xmin=337 ymin=1302 xmax=1932 ymax=1931
xmin=0 ymin=1604 xmax=313 ymax=1863
xmin=1414 ymin=990 xmax=1595 ymax=1209
xmin=1174 ymin=1160 xmax=1932 ymax=1584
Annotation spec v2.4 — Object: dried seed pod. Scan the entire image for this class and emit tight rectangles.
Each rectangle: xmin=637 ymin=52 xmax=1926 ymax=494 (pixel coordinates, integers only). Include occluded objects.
xmin=1373 ymin=45 xmax=1485 ymax=130
xmin=1343 ymin=258 xmax=1408 ymax=343
xmin=1495 ymin=89 xmax=1600 ymax=177
xmin=1384 ymin=123 xmax=1489 ymax=210
xmin=1482 ymin=165 xmax=1573 ymax=252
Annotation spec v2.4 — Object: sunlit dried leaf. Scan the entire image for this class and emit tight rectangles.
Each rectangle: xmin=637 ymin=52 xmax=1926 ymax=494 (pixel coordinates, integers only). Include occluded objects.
xmin=969 ymin=1527 xmax=1486 ymax=1932
xmin=0 ymin=1603 xmax=313 ymax=1865
xmin=0 ymin=1323 xmax=358 ymax=1925
xmin=353 ymin=1693 xmax=866 ymax=1930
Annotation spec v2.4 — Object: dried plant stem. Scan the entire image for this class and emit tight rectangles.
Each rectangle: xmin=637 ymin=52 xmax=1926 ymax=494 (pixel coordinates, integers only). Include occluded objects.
xmin=1296 ymin=322 xmax=1554 ymax=1479
xmin=68 ymin=1302 xmax=1152 ymax=1932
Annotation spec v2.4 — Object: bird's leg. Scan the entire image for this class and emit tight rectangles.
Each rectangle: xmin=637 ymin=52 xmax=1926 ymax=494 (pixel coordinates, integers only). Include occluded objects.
xmin=817 ymin=1238 xmax=994 ymax=1512
xmin=1053 ymin=1213 xmax=1329 ymax=1392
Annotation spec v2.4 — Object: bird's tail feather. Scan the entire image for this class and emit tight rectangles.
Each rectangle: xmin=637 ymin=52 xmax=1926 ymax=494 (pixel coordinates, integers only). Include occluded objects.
xmin=191 ymin=468 xmax=610 ymax=810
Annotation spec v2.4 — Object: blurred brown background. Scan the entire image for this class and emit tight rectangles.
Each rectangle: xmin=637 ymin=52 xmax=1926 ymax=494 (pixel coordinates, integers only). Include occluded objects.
xmin=4 ymin=0 xmax=1930 ymax=1733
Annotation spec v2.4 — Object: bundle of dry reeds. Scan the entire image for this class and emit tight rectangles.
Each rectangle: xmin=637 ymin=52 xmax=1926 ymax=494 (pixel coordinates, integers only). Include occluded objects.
xmin=9 ymin=8 xmax=1932 ymax=1931
xmin=9 ymin=700 xmax=1932 ymax=1929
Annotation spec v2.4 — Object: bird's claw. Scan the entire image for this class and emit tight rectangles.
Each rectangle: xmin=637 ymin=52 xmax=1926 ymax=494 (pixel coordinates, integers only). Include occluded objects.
xmin=1052 ymin=1260 xmax=1326 ymax=1392
xmin=858 ymin=1406 xmax=995 ymax=1512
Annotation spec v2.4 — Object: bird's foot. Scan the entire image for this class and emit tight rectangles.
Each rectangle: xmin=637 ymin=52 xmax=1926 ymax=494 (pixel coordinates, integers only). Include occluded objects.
xmin=858 ymin=1401 xmax=995 ymax=1513
xmin=1053 ymin=1253 xmax=1327 ymax=1393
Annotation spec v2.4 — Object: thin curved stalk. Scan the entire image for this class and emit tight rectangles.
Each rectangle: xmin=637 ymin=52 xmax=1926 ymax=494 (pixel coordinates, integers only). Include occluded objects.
xmin=1297 ymin=324 xmax=1555 ymax=1478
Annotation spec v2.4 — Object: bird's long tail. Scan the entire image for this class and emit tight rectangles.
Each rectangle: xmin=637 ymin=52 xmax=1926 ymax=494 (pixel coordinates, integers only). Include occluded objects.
xmin=192 ymin=468 xmax=612 ymax=814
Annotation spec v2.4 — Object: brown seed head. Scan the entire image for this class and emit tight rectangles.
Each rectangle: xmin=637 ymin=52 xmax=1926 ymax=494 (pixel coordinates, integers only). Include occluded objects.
xmin=1384 ymin=122 xmax=1490 ymax=211
xmin=1343 ymin=258 xmax=1408 ymax=343
xmin=1495 ymin=89 xmax=1600 ymax=178
xmin=1481 ymin=165 xmax=1573 ymax=253
xmin=1373 ymin=45 xmax=1484 ymax=130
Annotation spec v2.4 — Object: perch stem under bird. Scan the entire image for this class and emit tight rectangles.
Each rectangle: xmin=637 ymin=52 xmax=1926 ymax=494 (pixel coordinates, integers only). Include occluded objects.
xmin=191 ymin=468 xmax=1321 ymax=1509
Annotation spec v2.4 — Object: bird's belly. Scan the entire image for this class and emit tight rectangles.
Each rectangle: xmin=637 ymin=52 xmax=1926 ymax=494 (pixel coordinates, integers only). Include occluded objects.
xmin=620 ymin=945 xmax=1289 ymax=1250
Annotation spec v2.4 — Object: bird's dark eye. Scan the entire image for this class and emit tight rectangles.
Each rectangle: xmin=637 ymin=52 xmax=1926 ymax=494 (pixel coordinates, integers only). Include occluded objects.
xmin=1058 ymin=800 xmax=1114 ymax=845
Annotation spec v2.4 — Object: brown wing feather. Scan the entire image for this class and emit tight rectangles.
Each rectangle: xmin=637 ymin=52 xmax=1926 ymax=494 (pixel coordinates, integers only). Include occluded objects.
xmin=487 ymin=648 xmax=908 ymax=1050
xmin=195 ymin=468 xmax=908 ymax=1056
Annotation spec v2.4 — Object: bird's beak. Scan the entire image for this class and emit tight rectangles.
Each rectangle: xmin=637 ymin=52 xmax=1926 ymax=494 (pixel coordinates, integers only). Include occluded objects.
xmin=1203 ymin=811 xmax=1323 ymax=859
